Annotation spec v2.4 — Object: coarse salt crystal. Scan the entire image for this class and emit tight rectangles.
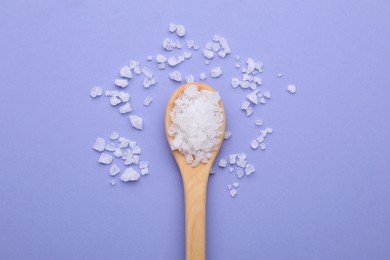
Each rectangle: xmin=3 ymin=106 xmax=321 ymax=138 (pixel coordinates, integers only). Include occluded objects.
xmin=129 ymin=115 xmax=143 ymax=130
xmin=118 ymin=91 xmax=130 ymax=102
xmin=185 ymin=74 xmax=195 ymax=83
xmin=224 ymin=131 xmax=231 ymax=140
xmin=260 ymin=142 xmax=266 ymax=150
xmin=176 ymin=24 xmax=185 ymax=37
xmin=237 ymin=159 xmax=247 ymax=168
xmin=200 ymin=73 xmax=206 ymax=80
xmin=120 ymin=167 xmax=140 ymax=182
xmin=105 ymin=143 xmax=116 ymax=152
xmin=110 ymin=132 xmax=119 ymax=140
xmin=246 ymin=106 xmax=253 ymax=116
xmin=90 ymin=87 xmax=103 ymax=98
xmin=287 ymin=84 xmax=297 ymax=94
xmin=119 ymin=102 xmax=132 ymax=114
xmin=241 ymin=101 xmax=250 ymax=110
xmin=169 ymin=22 xmax=177 ymax=32
xmin=233 ymin=182 xmax=239 ymax=188
xmin=114 ymin=79 xmax=128 ymax=88
xmin=203 ymin=49 xmax=214 ymax=59
xmin=120 ymin=66 xmax=132 ymax=78
xmin=255 ymin=119 xmax=263 ymax=126
xmin=229 ymin=154 xmax=236 ymax=164
xmin=141 ymin=67 xmax=154 ymax=78
xmin=263 ymin=91 xmax=271 ymax=99
xmin=93 ymin=137 xmax=105 ymax=152
xmin=210 ymin=67 xmax=222 ymax=78
xmin=250 ymin=139 xmax=259 ymax=149
xmin=146 ymin=55 xmax=153 ymax=61
xmin=219 ymin=159 xmax=227 ymax=168
xmin=230 ymin=189 xmax=238 ymax=198
xmin=245 ymin=164 xmax=255 ymax=175
xmin=141 ymin=168 xmax=150 ymax=175
xmin=144 ymin=96 xmax=152 ymax=106
xmin=110 ymin=96 xmax=122 ymax=106
xmin=229 ymin=167 xmax=234 ymax=173
xmin=98 ymin=153 xmax=113 ymax=165
xmin=156 ymin=54 xmax=167 ymax=63
xmin=113 ymin=148 xmax=123 ymax=158
xmin=266 ymin=127 xmax=274 ymax=134
xmin=169 ymin=71 xmax=182 ymax=82
xmin=109 ymin=164 xmax=120 ymax=176
xmin=236 ymin=168 xmax=244 ymax=178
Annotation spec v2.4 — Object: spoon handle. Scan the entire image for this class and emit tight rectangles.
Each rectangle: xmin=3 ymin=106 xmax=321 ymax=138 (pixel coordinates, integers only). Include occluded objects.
xmin=184 ymin=179 xmax=207 ymax=260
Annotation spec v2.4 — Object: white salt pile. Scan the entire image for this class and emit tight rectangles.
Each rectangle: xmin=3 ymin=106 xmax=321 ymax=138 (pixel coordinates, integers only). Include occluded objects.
xmin=168 ymin=84 xmax=224 ymax=167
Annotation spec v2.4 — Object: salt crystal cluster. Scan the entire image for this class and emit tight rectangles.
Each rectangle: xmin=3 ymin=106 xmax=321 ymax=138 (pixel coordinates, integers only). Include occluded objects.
xmin=168 ymin=84 xmax=224 ymax=167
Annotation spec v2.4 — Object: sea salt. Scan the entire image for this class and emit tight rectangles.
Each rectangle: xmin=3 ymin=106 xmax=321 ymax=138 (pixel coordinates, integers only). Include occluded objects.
xmin=229 ymin=167 xmax=234 ymax=173
xmin=109 ymin=164 xmax=120 ymax=176
xmin=230 ymin=189 xmax=238 ymax=198
xmin=287 ymin=84 xmax=297 ymax=94
xmin=90 ymin=87 xmax=103 ymax=98
xmin=168 ymin=84 xmax=224 ymax=165
xmin=93 ymin=137 xmax=105 ymax=152
xmin=120 ymin=167 xmax=140 ymax=182
xmin=250 ymin=139 xmax=259 ymax=149
xmin=144 ymin=96 xmax=152 ymax=106
xmin=224 ymin=131 xmax=231 ymax=140
xmin=264 ymin=91 xmax=271 ymax=99
xmin=118 ymin=91 xmax=130 ymax=102
xmin=113 ymin=148 xmax=123 ymax=158
xmin=210 ymin=67 xmax=222 ymax=78
xmin=260 ymin=143 xmax=266 ymax=150
xmin=266 ymin=127 xmax=274 ymax=134
xmin=141 ymin=67 xmax=154 ymax=78
xmin=203 ymin=49 xmax=214 ymax=59
xmin=185 ymin=74 xmax=195 ymax=83
xmin=219 ymin=159 xmax=227 ymax=168
xmin=255 ymin=119 xmax=263 ymax=126
xmin=98 ymin=153 xmax=113 ymax=165
xmin=141 ymin=168 xmax=150 ymax=175
xmin=245 ymin=164 xmax=255 ymax=175
xmin=110 ymin=132 xmax=119 ymax=140
xmin=229 ymin=154 xmax=236 ymax=164
xmin=120 ymin=66 xmax=132 ymax=78
xmin=176 ymin=24 xmax=185 ymax=37
xmin=156 ymin=54 xmax=167 ymax=63
xmin=114 ymin=79 xmax=128 ymax=88
xmin=105 ymin=143 xmax=116 ymax=152
xmin=129 ymin=115 xmax=143 ymax=130
xmin=200 ymin=73 xmax=206 ymax=80
xmin=233 ymin=182 xmax=239 ymax=188
xmin=146 ymin=55 xmax=153 ymax=61
xmin=119 ymin=102 xmax=132 ymax=114
xmin=169 ymin=71 xmax=183 ymax=82
xmin=110 ymin=96 xmax=122 ymax=106
xmin=236 ymin=168 xmax=244 ymax=178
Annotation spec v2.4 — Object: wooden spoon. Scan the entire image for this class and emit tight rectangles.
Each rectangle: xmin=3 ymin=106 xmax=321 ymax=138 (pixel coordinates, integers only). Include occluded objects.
xmin=165 ymin=82 xmax=226 ymax=260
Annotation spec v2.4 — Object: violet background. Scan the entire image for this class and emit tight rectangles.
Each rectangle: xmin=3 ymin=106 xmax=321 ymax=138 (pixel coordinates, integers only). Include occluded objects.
xmin=1 ymin=0 xmax=390 ymax=259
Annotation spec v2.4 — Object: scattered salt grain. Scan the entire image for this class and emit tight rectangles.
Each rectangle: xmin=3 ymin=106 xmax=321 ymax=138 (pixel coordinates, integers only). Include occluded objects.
xmin=245 ymin=164 xmax=255 ymax=175
xmin=219 ymin=159 xmax=227 ymax=168
xmin=236 ymin=168 xmax=244 ymax=178
xmin=110 ymin=132 xmax=119 ymax=140
xmin=143 ymin=77 xmax=157 ymax=88
xmin=255 ymin=119 xmax=263 ymax=126
xmin=287 ymin=84 xmax=297 ymax=94
xmin=147 ymin=55 xmax=153 ymax=61
xmin=241 ymin=101 xmax=250 ymax=110
xmin=110 ymin=180 xmax=116 ymax=186
xmin=233 ymin=182 xmax=239 ymax=188
xmin=259 ymin=97 xmax=266 ymax=104
xmin=118 ymin=91 xmax=130 ymax=102
xmin=113 ymin=148 xmax=123 ymax=158
xmin=185 ymin=74 xmax=195 ymax=83
xmin=250 ymin=139 xmax=259 ymax=149
xmin=163 ymin=38 xmax=176 ymax=51
xmin=109 ymin=164 xmax=120 ymax=176
xmin=183 ymin=51 xmax=192 ymax=59
xmin=120 ymin=66 xmax=132 ymax=78
xmin=229 ymin=154 xmax=237 ymax=164
xmin=120 ymin=167 xmax=140 ymax=182
xmin=176 ymin=24 xmax=185 ymax=37
xmin=235 ymin=55 xmax=240 ymax=61
xmin=98 ymin=153 xmax=113 ymax=165
xmin=169 ymin=22 xmax=177 ymax=32
xmin=129 ymin=115 xmax=143 ymax=130
xmin=205 ymin=60 xmax=210 ymax=65
xmin=110 ymin=96 xmax=122 ymax=106
xmin=139 ymin=161 xmax=149 ymax=169
xmin=260 ymin=143 xmax=266 ymax=150
xmin=144 ymin=96 xmax=152 ymax=106
xmin=141 ymin=67 xmax=154 ymax=78
xmin=186 ymin=40 xmax=195 ymax=49
xmin=157 ymin=63 xmax=166 ymax=70
xmin=237 ymin=159 xmax=247 ymax=168
xmin=237 ymin=153 xmax=246 ymax=161
xmin=169 ymin=71 xmax=182 ymax=82
xmin=156 ymin=54 xmax=167 ymax=63
xmin=246 ymin=106 xmax=253 ymax=116
xmin=266 ymin=127 xmax=274 ymax=134
xmin=141 ymin=168 xmax=150 ymax=175
xmin=114 ymin=79 xmax=128 ymax=88
xmin=229 ymin=167 xmax=234 ymax=173
xmin=246 ymin=91 xmax=259 ymax=104
xmin=224 ymin=131 xmax=231 ymax=140
xmin=119 ymin=102 xmax=132 ymax=114
xmin=210 ymin=67 xmax=222 ymax=78
xmin=230 ymin=189 xmax=238 ymax=198
xmin=277 ymin=73 xmax=283 ymax=78
xmin=263 ymin=91 xmax=271 ymax=99
xmin=203 ymin=49 xmax=214 ymax=59
xmin=90 ymin=86 xmax=103 ymax=98
xmin=200 ymin=73 xmax=206 ymax=80
xmin=93 ymin=137 xmax=105 ymax=152
xmin=167 ymin=56 xmax=180 ymax=67
xmin=231 ymin=78 xmax=240 ymax=88
xmin=105 ymin=143 xmax=116 ymax=152
xmin=210 ymin=168 xmax=216 ymax=175
xmin=235 ymin=63 xmax=241 ymax=68
xmin=257 ymin=136 xmax=264 ymax=143
xmin=212 ymin=42 xmax=220 ymax=52
xmin=227 ymin=185 xmax=232 ymax=190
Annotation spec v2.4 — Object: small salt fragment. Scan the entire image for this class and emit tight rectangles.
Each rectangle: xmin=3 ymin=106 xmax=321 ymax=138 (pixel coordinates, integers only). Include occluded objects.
xmin=120 ymin=66 xmax=132 ymax=78
xmin=250 ymin=139 xmax=259 ymax=149
xmin=119 ymin=102 xmax=132 ymax=114
xmin=156 ymin=54 xmax=167 ymax=63
xmin=157 ymin=62 xmax=166 ymax=70
xmin=141 ymin=67 xmax=154 ymax=78
xmin=119 ymin=138 xmax=129 ymax=148
xmin=203 ymin=49 xmax=214 ymax=59
xmin=210 ymin=167 xmax=216 ymax=175
xmin=105 ymin=143 xmax=116 ymax=152
xmin=235 ymin=55 xmax=240 ymax=61
xmin=245 ymin=164 xmax=256 ymax=175
xmin=277 ymin=73 xmax=283 ymax=78
xmin=287 ymin=84 xmax=297 ymax=94
xmin=229 ymin=154 xmax=236 ymax=164
xmin=144 ymin=96 xmax=152 ymax=106
xmin=113 ymin=148 xmax=123 ymax=158
xmin=146 ymin=55 xmax=153 ymax=61
xmin=114 ymin=79 xmax=128 ymax=88
xmin=255 ymin=119 xmax=263 ymax=126
xmin=260 ymin=130 xmax=268 ymax=138
xmin=212 ymin=42 xmax=220 ymax=52
xmin=110 ymin=180 xmax=116 ymax=186
xmin=104 ymin=90 xmax=110 ymax=96
xmin=109 ymin=91 xmax=119 ymax=97
xmin=237 ymin=153 xmax=246 ymax=161
xmin=210 ymin=67 xmax=222 ymax=78
xmin=129 ymin=115 xmax=143 ymax=130
xmin=120 ymin=167 xmax=140 ymax=182
xmin=266 ymin=127 xmax=274 ymax=134
xmin=259 ymin=97 xmax=266 ymax=104
xmin=186 ymin=40 xmax=195 ymax=49
xmin=236 ymin=168 xmax=244 ymax=178
xmin=143 ymin=77 xmax=157 ymax=88
xmin=133 ymin=66 xmax=141 ymax=75
xmin=217 ymin=50 xmax=226 ymax=58
xmin=139 ymin=161 xmax=149 ymax=169
xmin=230 ymin=189 xmax=238 ymax=198
xmin=90 ymin=86 xmax=103 ymax=98
xmin=109 ymin=164 xmax=120 ymax=176
xmin=176 ymin=24 xmax=185 ymax=37
xmin=264 ymin=91 xmax=271 ymax=99
xmin=110 ymin=132 xmax=119 ymax=140
xmin=224 ymin=131 xmax=231 ymax=140
xmin=98 ymin=153 xmax=113 ymax=165
xmin=177 ymin=55 xmax=185 ymax=62
xmin=129 ymin=141 xmax=136 ymax=149
xmin=241 ymin=67 xmax=247 ymax=73
xmin=227 ymin=185 xmax=232 ymax=190
xmin=246 ymin=106 xmax=253 ymax=116
xmin=233 ymin=182 xmax=239 ymax=188
xmin=236 ymin=160 xmax=247 ymax=168
xmin=185 ymin=74 xmax=195 ymax=83
xmin=132 ymin=146 xmax=141 ymax=155
xmin=219 ymin=159 xmax=227 ymax=168
xmin=257 ymin=136 xmax=264 ymax=143
xmin=219 ymin=37 xmax=231 ymax=54
xmin=241 ymin=101 xmax=250 ymax=110
xmin=169 ymin=71 xmax=183 ymax=82
xmin=167 ymin=56 xmax=180 ymax=67
xmin=213 ymin=35 xmax=220 ymax=42
xmin=229 ymin=167 xmax=234 ymax=173
xmin=194 ymin=45 xmax=199 ymax=50
xmin=235 ymin=63 xmax=241 ymax=68
xmin=169 ymin=22 xmax=177 ymax=32
xmin=118 ymin=91 xmax=130 ymax=102
xmin=163 ymin=38 xmax=176 ymax=51
xmin=240 ymin=81 xmax=250 ymax=89
xmin=260 ymin=143 xmax=266 ymax=150
xmin=132 ymin=155 xmax=140 ymax=165
xmin=199 ymin=73 xmax=206 ymax=80
xmin=141 ymin=168 xmax=150 ymax=176
xmin=183 ymin=51 xmax=192 ymax=59
xmin=231 ymin=78 xmax=240 ymax=88
xmin=246 ymin=91 xmax=258 ymax=104
xmin=205 ymin=60 xmax=210 ymax=65
xmin=93 ymin=137 xmax=105 ymax=152
xmin=253 ymin=76 xmax=262 ymax=85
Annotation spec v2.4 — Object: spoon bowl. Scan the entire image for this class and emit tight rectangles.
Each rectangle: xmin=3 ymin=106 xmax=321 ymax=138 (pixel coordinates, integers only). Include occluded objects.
xmin=165 ymin=82 xmax=226 ymax=260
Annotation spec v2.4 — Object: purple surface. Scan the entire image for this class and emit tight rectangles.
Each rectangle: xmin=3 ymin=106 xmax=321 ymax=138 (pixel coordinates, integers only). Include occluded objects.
xmin=1 ymin=1 xmax=390 ymax=259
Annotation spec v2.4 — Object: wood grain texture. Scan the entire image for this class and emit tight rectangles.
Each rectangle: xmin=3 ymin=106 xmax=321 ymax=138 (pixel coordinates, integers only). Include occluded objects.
xmin=165 ymin=82 xmax=226 ymax=260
